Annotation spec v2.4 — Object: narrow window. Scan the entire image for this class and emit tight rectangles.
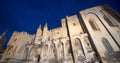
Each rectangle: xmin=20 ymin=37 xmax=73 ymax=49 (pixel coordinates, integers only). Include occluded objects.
xmin=105 ymin=9 xmax=120 ymax=22
xmin=24 ymin=47 xmax=29 ymax=59
xmin=89 ymin=19 xmax=100 ymax=31
xmin=101 ymin=10 xmax=118 ymax=26
xmin=43 ymin=44 xmax=48 ymax=57
xmin=103 ymin=15 xmax=115 ymax=26
xmin=74 ymin=38 xmax=84 ymax=55
xmin=102 ymin=38 xmax=114 ymax=53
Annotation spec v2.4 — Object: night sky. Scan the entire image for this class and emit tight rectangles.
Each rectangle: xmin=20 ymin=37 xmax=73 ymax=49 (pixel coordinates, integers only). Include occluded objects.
xmin=0 ymin=0 xmax=120 ymax=48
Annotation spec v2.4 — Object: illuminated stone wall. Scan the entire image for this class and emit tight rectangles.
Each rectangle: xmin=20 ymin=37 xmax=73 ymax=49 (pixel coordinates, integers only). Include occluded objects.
xmin=0 ymin=5 xmax=120 ymax=63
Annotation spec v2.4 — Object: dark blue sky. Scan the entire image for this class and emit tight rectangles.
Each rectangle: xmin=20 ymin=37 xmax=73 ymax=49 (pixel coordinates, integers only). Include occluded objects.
xmin=0 ymin=0 xmax=120 ymax=48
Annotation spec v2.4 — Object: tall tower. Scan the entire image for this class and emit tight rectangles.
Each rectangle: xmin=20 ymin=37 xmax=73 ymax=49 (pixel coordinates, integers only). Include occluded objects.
xmin=42 ymin=23 xmax=49 ymax=42
xmin=43 ymin=23 xmax=48 ymax=34
xmin=34 ymin=25 xmax=43 ymax=45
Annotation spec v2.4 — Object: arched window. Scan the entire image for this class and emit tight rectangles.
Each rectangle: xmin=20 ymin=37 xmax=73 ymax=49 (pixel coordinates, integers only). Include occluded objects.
xmin=104 ymin=9 xmax=120 ymax=23
xmin=103 ymin=15 xmax=115 ymax=26
xmin=101 ymin=38 xmax=114 ymax=53
xmin=65 ymin=40 xmax=71 ymax=54
xmin=29 ymin=47 xmax=36 ymax=60
xmin=52 ymin=44 xmax=56 ymax=54
xmin=57 ymin=42 xmax=64 ymax=58
xmin=50 ymin=43 xmax=57 ymax=61
xmin=43 ymin=44 xmax=48 ymax=57
xmin=74 ymin=38 xmax=84 ymax=55
xmin=89 ymin=19 xmax=100 ymax=31
xmin=101 ymin=10 xmax=117 ymax=26
xmin=74 ymin=39 xmax=82 ymax=50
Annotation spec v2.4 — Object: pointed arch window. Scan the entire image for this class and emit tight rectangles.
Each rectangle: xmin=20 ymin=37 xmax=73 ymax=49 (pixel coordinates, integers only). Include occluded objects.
xmin=104 ymin=9 xmax=120 ymax=23
xmin=89 ymin=19 xmax=100 ymax=31
xmin=74 ymin=39 xmax=82 ymax=50
xmin=101 ymin=37 xmax=114 ymax=53
xmin=101 ymin=10 xmax=118 ymax=26
xmin=74 ymin=38 xmax=84 ymax=55
xmin=103 ymin=15 xmax=115 ymax=26
xmin=66 ymin=40 xmax=71 ymax=54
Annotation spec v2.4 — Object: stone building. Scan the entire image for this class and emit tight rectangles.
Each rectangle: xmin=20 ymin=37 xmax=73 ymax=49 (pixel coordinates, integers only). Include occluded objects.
xmin=0 ymin=31 xmax=6 ymax=49
xmin=0 ymin=5 xmax=120 ymax=63
xmin=0 ymin=31 xmax=6 ymax=59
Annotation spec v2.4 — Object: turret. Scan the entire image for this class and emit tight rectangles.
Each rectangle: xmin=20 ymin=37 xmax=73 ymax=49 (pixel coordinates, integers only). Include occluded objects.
xmin=36 ymin=24 xmax=42 ymax=36
xmin=34 ymin=25 xmax=43 ymax=45
xmin=61 ymin=18 xmax=66 ymax=28
xmin=43 ymin=22 xmax=48 ymax=34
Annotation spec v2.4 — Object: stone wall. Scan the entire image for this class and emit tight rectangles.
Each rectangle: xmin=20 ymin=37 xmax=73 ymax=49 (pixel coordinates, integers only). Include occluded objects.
xmin=0 ymin=5 xmax=120 ymax=63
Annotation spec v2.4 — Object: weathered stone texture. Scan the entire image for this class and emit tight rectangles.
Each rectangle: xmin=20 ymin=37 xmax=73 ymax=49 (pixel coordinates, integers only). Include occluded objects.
xmin=0 ymin=5 xmax=120 ymax=63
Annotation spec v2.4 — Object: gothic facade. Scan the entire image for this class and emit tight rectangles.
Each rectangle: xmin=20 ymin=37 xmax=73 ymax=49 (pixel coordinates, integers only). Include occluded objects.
xmin=0 ymin=5 xmax=120 ymax=63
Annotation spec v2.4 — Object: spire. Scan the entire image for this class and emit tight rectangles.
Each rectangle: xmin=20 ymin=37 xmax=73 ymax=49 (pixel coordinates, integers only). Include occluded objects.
xmin=38 ymin=24 xmax=41 ymax=29
xmin=43 ymin=22 xmax=48 ymax=33
xmin=44 ymin=22 xmax=48 ymax=30
xmin=45 ymin=22 xmax=48 ymax=28
xmin=36 ymin=24 xmax=42 ymax=35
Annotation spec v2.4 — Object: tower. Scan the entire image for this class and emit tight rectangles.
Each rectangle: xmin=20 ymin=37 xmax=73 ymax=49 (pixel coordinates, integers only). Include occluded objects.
xmin=43 ymin=23 xmax=48 ymax=34
xmin=34 ymin=25 xmax=43 ymax=45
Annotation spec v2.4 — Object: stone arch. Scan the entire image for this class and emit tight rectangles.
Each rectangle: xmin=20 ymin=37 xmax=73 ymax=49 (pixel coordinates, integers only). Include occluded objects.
xmin=41 ymin=44 xmax=49 ymax=62
xmin=64 ymin=40 xmax=72 ymax=60
xmin=74 ymin=38 xmax=84 ymax=56
xmin=101 ymin=37 xmax=114 ymax=53
xmin=50 ymin=43 xmax=56 ymax=56
xmin=82 ymin=37 xmax=93 ymax=52
xmin=65 ymin=40 xmax=70 ymax=54
xmin=23 ymin=47 xmax=29 ymax=60
xmin=57 ymin=41 xmax=64 ymax=62
xmin=49 ymin=43 xmax=57 ymax=63
xmin=29 ymin=47 xmax=36 ymax=61
xmin=86 ymin=12 xmax=101 ymax=31
xmin=11 ymin=45 xmax=26 ymax=59
xmin=43 ymin=44 xmax=48 ymax=57
xmin=100 ymin=9 xmax=117 ymax=26
xmin=101 ymin=9 xmax=120 ymax=23
xmin=29 ymin=46 xmax=41 ymax=62
xmin=6 ymin=46 xmax=15 ymax=57
xmin=89 ymin=19 xmax=100 ymax=30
